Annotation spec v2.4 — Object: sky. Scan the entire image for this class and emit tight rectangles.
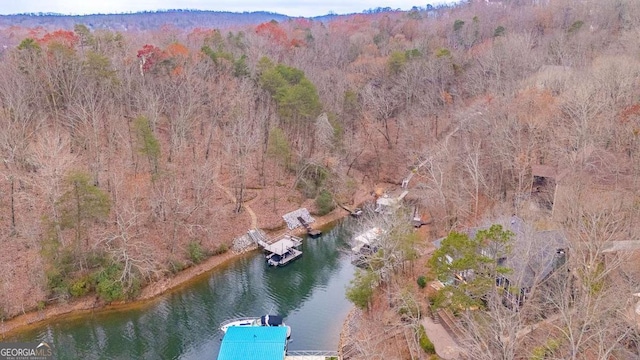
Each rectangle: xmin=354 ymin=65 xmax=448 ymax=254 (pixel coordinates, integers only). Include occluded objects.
xmin=0 ymin=0 xmax=458 ymax=18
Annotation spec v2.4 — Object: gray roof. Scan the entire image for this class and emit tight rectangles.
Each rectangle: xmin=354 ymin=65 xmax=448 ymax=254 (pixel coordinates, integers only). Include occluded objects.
xmin=435 ymin=216 xmax=568 ymax=289
xmin=263 ymin=235 xmax=302 ymax=256
xmin=510 ymin=228 xmax=567 ymax=289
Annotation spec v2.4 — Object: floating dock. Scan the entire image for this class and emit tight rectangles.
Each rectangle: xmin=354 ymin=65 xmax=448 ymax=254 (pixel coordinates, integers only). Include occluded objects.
xmin=337 ymin=203 xmax=363 ymax=218
xmin=261 ymin=235 xmax=302 ymax=255
xmin=297 ymin=216 xmax=322 ymax=238
xmin=249 ymin=229 xmax=304 ymax=267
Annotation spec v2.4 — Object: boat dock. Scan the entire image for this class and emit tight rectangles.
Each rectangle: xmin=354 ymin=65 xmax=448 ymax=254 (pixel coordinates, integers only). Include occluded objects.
xmin=337 ymin=203 xmax=363 ymax=218
xmin=218 ymin=326 xmax=288 ymax=360
xmin=218 ymin=325 xmax=341 ymax=360
xmin=297 ymin=216 xmax=322 ymax=238
xmin=283 ymin=208 xmax=322 ymax=238
xmin=248 ymin=229 xmax=304 ymax=267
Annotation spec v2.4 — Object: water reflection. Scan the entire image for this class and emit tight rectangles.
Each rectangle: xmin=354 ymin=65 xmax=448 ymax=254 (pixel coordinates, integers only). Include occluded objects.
xmin=13 ymin=221 xmax=355 ymax=359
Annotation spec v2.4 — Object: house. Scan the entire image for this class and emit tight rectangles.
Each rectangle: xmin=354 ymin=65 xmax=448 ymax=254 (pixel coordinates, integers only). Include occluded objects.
xmin=434 ymin=216 xmax=568 ymax=307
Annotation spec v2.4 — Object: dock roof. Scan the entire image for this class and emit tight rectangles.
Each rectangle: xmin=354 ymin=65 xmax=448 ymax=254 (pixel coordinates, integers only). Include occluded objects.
xmin=352 ymin=227 xmax=384 ymax=252
xmin=218 ymin=326 xmax=288 ymax=360
xmin=263 ymin=235 xmax=302 ymax=256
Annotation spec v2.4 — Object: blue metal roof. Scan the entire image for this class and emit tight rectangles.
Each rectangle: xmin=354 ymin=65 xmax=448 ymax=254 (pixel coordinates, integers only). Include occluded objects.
xmin=218 ymin=326 xmax=287 ymax=360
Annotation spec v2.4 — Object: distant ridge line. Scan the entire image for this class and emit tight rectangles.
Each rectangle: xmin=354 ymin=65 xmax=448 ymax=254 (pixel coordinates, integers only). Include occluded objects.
xmin=3 ymin=10 xmax=289 ymax=17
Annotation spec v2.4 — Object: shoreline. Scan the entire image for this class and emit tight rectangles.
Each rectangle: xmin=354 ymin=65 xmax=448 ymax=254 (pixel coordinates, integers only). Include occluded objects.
xmin=0 ymin=207 xmax=353 ymax=339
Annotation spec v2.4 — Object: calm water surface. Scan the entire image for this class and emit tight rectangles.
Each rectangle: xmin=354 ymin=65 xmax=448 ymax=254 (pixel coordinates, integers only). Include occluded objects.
xmin=13 ymin=222 xmax=355 ymax=359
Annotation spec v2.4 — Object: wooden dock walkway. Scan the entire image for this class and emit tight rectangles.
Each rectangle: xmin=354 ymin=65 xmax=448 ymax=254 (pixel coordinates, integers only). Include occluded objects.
xmin=297 ymin=216 xmax=322 ymax=237
xmin=248 ymin=228 xmax=269 ymax=248
xmin=286 ymin=351 xmax=339 ymax=359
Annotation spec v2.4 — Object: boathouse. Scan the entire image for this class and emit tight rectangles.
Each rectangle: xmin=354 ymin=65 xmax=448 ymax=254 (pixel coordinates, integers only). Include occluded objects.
xmin=218 ymin=322 xmax=342 ymax=359
xmin=218 ymin=326 xmax=288 ymax=360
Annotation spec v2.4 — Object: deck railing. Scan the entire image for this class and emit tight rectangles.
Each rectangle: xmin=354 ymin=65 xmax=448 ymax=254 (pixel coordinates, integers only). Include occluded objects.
xmin=287 ymin=350 xmax=339 ymax=356
xmin=218 ymin=317 xmax=257 ymax=328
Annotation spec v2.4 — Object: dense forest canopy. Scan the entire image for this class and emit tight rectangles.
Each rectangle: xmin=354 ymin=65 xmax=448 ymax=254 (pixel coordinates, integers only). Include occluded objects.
xmin=2 ymin=0 xmax=640 ymax=357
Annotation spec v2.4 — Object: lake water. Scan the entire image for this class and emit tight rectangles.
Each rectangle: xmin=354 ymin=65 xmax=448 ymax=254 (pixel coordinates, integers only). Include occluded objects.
xmin=12 ymin=221 xmax=356 ymax=359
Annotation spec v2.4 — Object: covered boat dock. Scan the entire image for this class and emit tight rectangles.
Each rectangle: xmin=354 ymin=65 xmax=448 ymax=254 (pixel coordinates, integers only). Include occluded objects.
xmin=218 ymin=326 xmax=288 ymax=360
xmin=218 ymin=326 xmax=341 ymax=359
xmin=248 ymin=229 xmax=304 ymax=267
xmin=262 ymin=235 xmax=302 ymax=256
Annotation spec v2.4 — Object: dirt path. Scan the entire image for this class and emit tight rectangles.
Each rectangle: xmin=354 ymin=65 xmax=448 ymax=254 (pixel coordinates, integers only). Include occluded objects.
xmin=215 ymin=182 xmax=258 ymax=229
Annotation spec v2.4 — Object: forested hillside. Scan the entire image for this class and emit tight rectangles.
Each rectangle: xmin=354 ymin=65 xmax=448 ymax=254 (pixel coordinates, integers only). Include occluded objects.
xmin=0 ymin=10 xmax=290 ymax=32
xmin=1 ymin=1 xmax=640 ymax=357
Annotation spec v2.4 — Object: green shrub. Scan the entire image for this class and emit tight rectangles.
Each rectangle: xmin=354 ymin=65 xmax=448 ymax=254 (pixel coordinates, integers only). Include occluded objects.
xmin=315 ymin=189 xmax=335 ymax=216
xmin=46 ymin=269 xmax=65 ymax=291
xmin=187 ymin=241 xmax=207 ymax=264
xmin=168 ymin=259 xmax=186 ymax=274
xmin=436 ymin=48 xmax=451 ymax=58
xmin=418 ymin=324 xmax=436 ymax=354
xmin=92 ymin=263 xmax=124 ymax=302
xmin=530 ymin=338 xmax=561 ymax=360
xmin=96 ymin=279 xmax=124 ymax=302
xmin=417 ymin=275 xmax=427 ymax=289
xmin=69 ymin=277 xmax=90 ymax=297
xmin=388 ymin=51 xmax=407 ymax=75
xmin=212 ymin=243 xmax=229 ymax=255
xmin=531 ymin=347 xmax=545 ymax=360
xmin=568 ymin=20 xmax=584 ymax=34
xmin=45 ymin=268 xmax=70 ymax=299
